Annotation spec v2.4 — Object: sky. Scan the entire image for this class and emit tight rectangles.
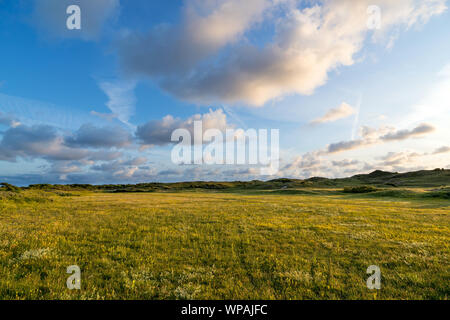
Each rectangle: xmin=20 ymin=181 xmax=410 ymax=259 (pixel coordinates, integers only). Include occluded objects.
xmin=0 ymin=0 xmax=449 ymax=185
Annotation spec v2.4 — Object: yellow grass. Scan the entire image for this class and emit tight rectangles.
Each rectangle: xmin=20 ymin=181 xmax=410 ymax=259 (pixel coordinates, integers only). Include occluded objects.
xmin=0 ymin=190 xmax=448 ymax=299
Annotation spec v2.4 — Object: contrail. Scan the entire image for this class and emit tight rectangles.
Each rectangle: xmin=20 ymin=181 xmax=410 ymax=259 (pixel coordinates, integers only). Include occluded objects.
xmin=0 ymin=92 xmax=92 ymax=131
xmin=351 ymin=93 xmax=363 ymax=140
xmin=222 ymin=105 xmax=247 ymax=129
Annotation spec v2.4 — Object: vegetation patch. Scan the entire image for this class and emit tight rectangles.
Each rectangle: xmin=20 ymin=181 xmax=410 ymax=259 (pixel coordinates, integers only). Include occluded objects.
xmin=369 ymin=189 xmax=419 ymax=198
xmin=343 ymin=185 xmax=379 ymax=193
xmin=423 ymin=187 xmax=450 ymax=200
xmin=0 ymin=182 xmax=21 ymax=193
xmin=0 ymin=190 xmax=54 ymax=203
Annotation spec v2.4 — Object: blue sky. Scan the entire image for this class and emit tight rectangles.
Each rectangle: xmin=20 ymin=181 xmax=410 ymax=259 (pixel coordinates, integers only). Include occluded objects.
xmin=0 ymin=0 xmax=449 ymax=185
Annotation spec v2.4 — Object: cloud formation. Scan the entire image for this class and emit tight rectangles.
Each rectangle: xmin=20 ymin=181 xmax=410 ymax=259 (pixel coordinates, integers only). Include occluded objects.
xmin=136 ymin=109 xmax=229 ymax=147
xmin=311 ymin=102 xmax=356 ymax=124
xmin=380 ymin=123 xmax=435 ymax=141
xmin=326 ymin=123 xmax=436 ymax=154
xmin=278 ymin=143 xmax=448 ymax=180
xmin=91 ymin=157 xmax=149 ymax=178
xmin=378 ymin=151 xmax=420 ymax=166
xmin=432 ymin=146 xmax=450 ymax=154
xmin=0 ymin=119 xmax=128 ymax=164
xmin=65 ymin=124 xmax=132 ymax=149
xmin=0 ymin=124 xmax=88 ymax=162
xmin=118 ymin=0 xmax=447 ymax=106
xmin=331 ymin=159 xmax=360 ymax=167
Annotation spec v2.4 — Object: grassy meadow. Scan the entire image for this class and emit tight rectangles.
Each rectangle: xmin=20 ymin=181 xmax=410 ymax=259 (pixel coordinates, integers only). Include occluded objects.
xmin=0 ymin=183 xmax=449 ymax=300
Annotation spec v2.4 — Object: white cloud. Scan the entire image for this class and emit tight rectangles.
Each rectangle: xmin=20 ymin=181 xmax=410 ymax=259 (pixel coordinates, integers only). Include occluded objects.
xmin=119 ymin=0 xmax=447 ymax=106
xmin=325 ymin=123 xmax=435 ymax=154
xmin=119 ymin=0 xmax=272 ymax=75
xmin=136 ymin=109 xmax=230 ymax=147
xmin=311 ymin=102 xmax=356 ymax=124
xmin=380 ymin=123 xmax=435 ymax=141
xmin=432 ymin=146 xmax=450 ymax=154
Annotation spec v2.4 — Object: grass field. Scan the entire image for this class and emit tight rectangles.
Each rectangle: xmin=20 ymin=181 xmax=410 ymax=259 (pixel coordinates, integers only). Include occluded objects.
xmin=0 ymin=187 xmax=448 ymax=300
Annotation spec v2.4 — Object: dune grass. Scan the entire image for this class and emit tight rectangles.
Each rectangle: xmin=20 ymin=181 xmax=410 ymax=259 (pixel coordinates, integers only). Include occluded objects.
xmin=0 ymin=190 xmax=448 ymax=300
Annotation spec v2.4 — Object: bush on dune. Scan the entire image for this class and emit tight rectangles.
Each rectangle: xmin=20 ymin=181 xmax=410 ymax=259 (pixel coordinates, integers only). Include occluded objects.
xmin=343 ymin=185 xmax=378 ymax=193
xmin=0 ymin=189 xmax=53 ymax=203
xmin=0 ymin=182 xmax=21 ymax=192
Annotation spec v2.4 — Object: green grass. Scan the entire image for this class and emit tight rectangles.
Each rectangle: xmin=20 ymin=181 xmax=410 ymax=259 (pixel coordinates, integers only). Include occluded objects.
xmin=0 ymin=189 xmax=448 ymax=300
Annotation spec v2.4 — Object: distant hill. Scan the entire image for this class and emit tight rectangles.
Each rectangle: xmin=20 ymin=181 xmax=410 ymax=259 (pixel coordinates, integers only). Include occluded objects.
xmin=347 ymin=168 xmax=450 ymax=187
xmin=6 ymin=168 xmax=447 ymax=193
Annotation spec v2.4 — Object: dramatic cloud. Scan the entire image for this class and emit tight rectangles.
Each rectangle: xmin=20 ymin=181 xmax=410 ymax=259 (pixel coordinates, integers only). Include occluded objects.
xmin=118 ymin=0 xmax=447 ymax=106
xmin=136 ymin=109 xmax=229 ymax=147
xmin=119 ymin=0 xmax=271 ymax=76
xmin=0 ymin=109 xmax=234 ymax=183
xmin=0 ymin=119 xmax=151 ymax=183
xmin=0 ymin=124 xmax=88 ymax=161
xmin=326 ymin=123 xmax=436 ymax=154
xmin=311 ymin=102 xmax=356 ymax=124
xmin=0 ymin=121 xmax=129 ymax=165
xmin=65 ymin=124 xmax=132 ymax=148
xmin=432 ymin=146 xmax=450 ymax=154
xmin=32 ymin=0 xmax=120 ymax=40
xmin=380 ymin=123 xmax=436 ymax=141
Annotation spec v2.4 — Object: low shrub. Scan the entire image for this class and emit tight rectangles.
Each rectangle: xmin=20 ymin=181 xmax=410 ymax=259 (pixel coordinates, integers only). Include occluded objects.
xmin=343 ymin=185 xmax=378 ymax=193
xmin=0 ymin=182 xmax=21 ymax=192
